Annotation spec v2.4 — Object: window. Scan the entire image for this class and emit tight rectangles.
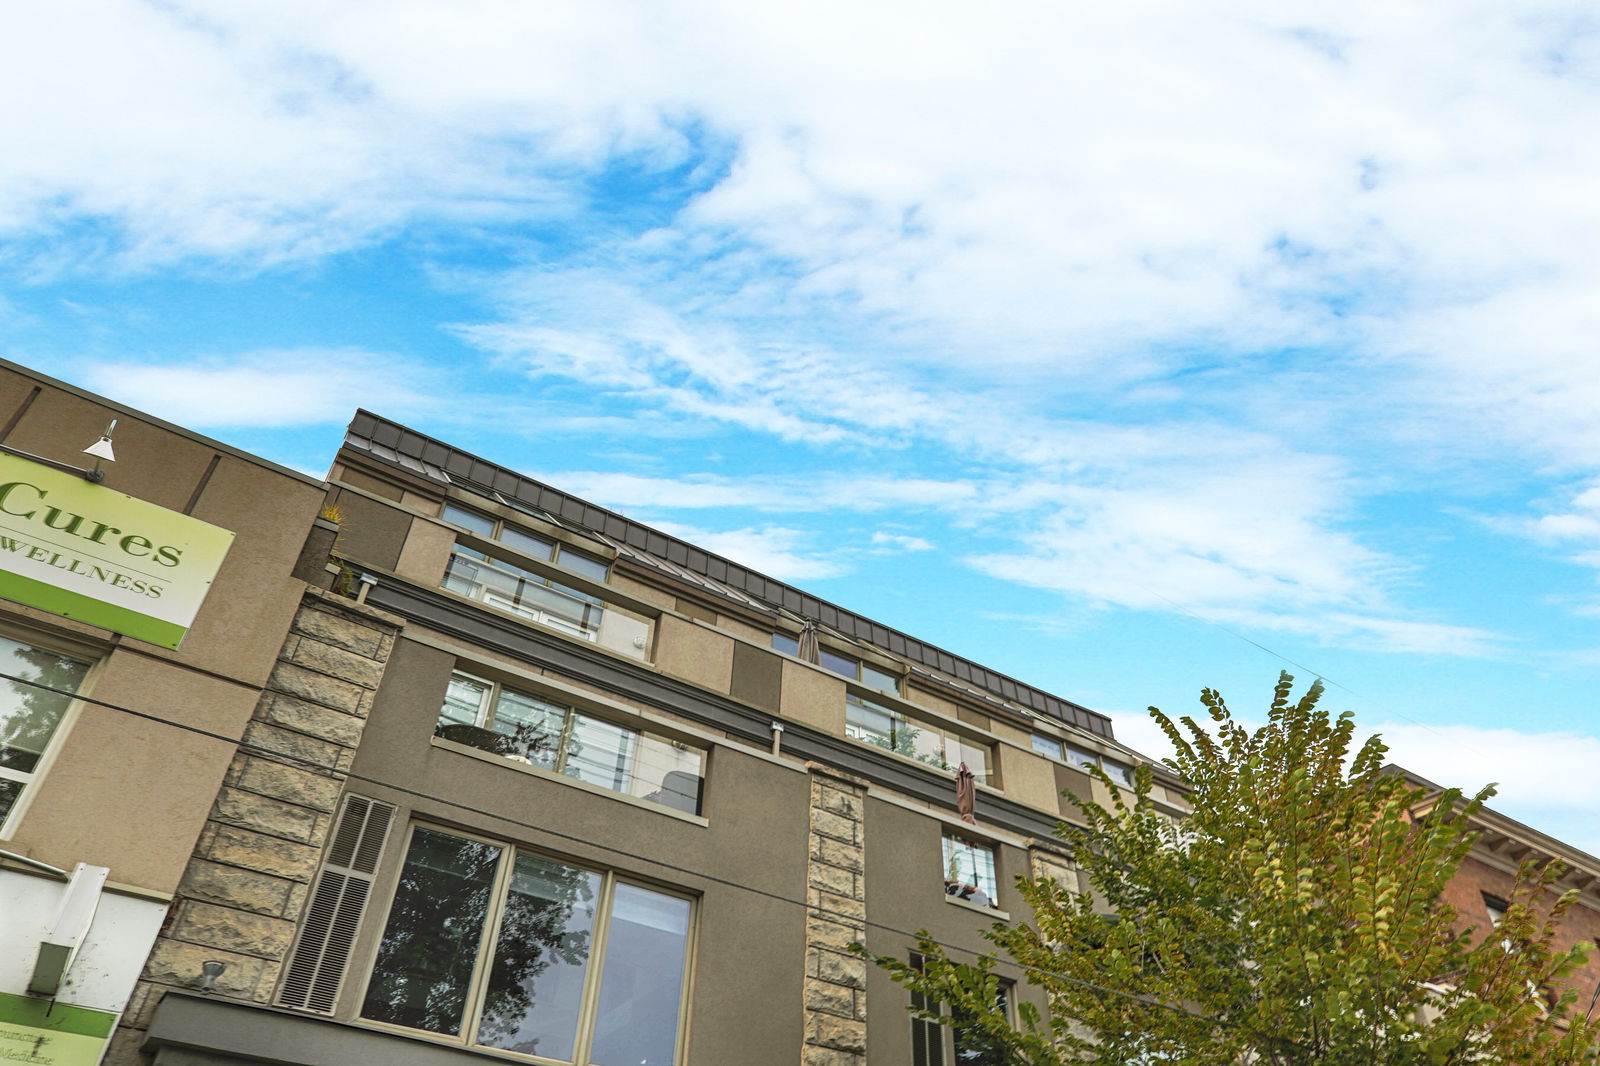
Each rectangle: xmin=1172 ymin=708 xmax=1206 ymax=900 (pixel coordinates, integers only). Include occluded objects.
xmin=771 ymin=633 xmax=900 ymax=693
xmin=436 ymin=672 xmax=704 ymax=815
xmin=1032 ymin=733 xmax=1136 ymax=788
xmin=444 ymin=545 xmax=607 ymax=641
xmin=909 ymin=951 xmax=1012 ymax=1066
xmin=0 ymin=636 xmax=91 ymax=834
xmin=943 ymin=834 xmax=1000 ymax=910
xmin=442 ymin=504 xmax=611 ymax=583
xmin=362 ymin=826 xmax=692 ymax=1066
xmin=846 ymin=694 xmax=991 ymax=782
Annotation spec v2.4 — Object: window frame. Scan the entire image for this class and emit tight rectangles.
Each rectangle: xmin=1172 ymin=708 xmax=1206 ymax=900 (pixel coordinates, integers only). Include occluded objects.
xmin=434 ymin=670 xmax=706 ymax=816
xmin=770 ymin=632 xmax=902 ymax=694
xmin=845 ymin=693 xmax=993 ymax=783
xmin=942 ymin=832 xmax=1001 ymax=911
xmin=0 ymin=630 xmax=98 ymax=838
xmin=355 ymin=822 xmax=697 ymax=1066
xmin=441 ymin=503 xmax=612 ymax=584
xmin=1032 ymin=733 xmax=1137 ymax=788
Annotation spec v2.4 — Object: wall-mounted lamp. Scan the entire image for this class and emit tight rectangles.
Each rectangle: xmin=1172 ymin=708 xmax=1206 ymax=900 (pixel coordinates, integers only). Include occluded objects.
xmin=81 ymin=420 xmax=117 ymax=480
xmin=0 ymin=418 xmax=120 ymax=483
xmin=199 ymin=960 xmax=227 ymax=993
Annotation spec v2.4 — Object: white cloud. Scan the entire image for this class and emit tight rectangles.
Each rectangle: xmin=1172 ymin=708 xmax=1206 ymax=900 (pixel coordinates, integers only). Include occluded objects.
xmin=871 ymin=531 xmax=934 ymax=553
xmin=78 ymin=351 xmax=438 ymax=427
xmin=644 ymin=520 xmax=847 ymax=581
xmin=1107 ymin=709 xmax=1600 ymax=857
xmin=13 ymin=0 xmax=1600 ymax=656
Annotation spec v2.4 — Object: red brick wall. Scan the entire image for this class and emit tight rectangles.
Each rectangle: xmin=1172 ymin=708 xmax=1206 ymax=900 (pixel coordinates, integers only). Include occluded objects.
xmin=1440 ymin=854 xmax=1600 ymax=1011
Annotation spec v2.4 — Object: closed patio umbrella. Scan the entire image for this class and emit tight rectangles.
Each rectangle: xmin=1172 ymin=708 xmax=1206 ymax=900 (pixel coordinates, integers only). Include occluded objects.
xmin=956 ymin=762 xmax=977 ymax=825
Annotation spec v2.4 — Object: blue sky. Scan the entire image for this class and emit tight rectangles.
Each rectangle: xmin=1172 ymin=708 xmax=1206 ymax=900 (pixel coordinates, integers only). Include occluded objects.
xmin=7 ymin=1 xmax=1600 ymax=847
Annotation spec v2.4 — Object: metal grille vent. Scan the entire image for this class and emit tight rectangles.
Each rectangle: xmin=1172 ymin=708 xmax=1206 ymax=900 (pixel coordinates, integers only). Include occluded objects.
xmin=276 ymin=794 xmax=394 ymax=1013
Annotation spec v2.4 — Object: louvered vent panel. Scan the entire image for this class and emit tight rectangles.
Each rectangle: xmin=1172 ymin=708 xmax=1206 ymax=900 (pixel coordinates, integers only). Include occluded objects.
xmin=276 ymin=794 xmax=395 ymax=1013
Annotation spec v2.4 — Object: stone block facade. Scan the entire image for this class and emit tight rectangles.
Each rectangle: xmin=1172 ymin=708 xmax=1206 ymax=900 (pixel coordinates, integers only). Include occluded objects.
xmin=803 ymin=765 xmax=869 ymax=1066
xmin=108 ymin=589 xmax=401 ymax=1065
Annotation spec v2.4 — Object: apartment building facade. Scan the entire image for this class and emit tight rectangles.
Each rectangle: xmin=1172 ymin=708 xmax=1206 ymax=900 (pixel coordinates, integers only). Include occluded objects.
xmin=111 ymin=409 xmax=1188 ymax=1066
xmin=15 ymin=373 xmax=1583 ymax=1066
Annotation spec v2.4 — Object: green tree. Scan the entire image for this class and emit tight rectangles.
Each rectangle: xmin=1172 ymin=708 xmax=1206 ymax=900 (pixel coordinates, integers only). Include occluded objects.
xmin=863 ymin=673 xmax=1600 ymax=1065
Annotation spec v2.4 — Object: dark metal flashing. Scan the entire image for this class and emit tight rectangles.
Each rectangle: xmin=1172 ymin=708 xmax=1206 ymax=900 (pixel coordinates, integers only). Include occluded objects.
xmin=343 ymin=410 xmax=1112 ymax=740
xmin=362 ymin=575 xmax=1074 ymax=843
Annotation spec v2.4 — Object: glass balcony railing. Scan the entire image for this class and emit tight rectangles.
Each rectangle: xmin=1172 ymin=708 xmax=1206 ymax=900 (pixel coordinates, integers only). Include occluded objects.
xmin=443 ymin=547 xmax=649 ymax=661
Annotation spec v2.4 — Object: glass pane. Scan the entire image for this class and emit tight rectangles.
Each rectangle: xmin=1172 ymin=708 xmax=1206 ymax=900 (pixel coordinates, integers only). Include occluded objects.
xmin=438 ymin=674 xmax=490 ymax=729
xmin=845 ymin=695 xmax=898 ymax=748
xmin=943 ymin=836 xmax=999 ymax=908
xmin=1063 ymin=745 xmax=1100 ymax=772
xmin=771 ymin=633 xmax=800 ymax=657
xmin=0 ymin=778 xmax=23 ymax=826
xmin=363 ymin=828 xmax=503 ymax=1035
xmin=490 ymin=689 xmax=567 ymax=770
xmin=1030 ymin=734 xmax=1062 ymax=759
xmin=861 ymin=663 xmax=900 ymax=693
xmin=1102 ymin=759 xmax=1135 ymax=787
xmin=589 ymin=884 xmax=691 ymax=1066
xmin=556 ymin=548 xmax=610 ymax=583
xmin=950 ymin=737 xmax=992 ymax=783
xmin=629 ymin=734 xmax=704 ymax=815
xmin=502 ymin=526 xmax=555 ymax=561
xmin=564 ymin=715 xmax=635 ymax=792
xmin=908 ymin=724 xmax=947 ymax=770
xmin=0 ymin=639 xmax=90 ymax=774
xmin=819 ymin=648 xmax=857 ymax=680
xmin=478 ymin=854 xmax=601 ymax=1061
xmin=442 ymin=504 xmax=497 ymax=537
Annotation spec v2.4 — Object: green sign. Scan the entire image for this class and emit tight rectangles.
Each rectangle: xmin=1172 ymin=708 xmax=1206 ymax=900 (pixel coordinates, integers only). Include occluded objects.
xmin=0 ymin=454 xmax=235 ymax=649
xmin=0 ymin=992 xmax=115 ymax=1066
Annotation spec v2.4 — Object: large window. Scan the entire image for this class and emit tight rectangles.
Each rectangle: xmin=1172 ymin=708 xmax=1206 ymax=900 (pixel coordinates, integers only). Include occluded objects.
xmin=362 ymin=826 xmax=693 ymax=1066
xmin=771 ymin=633 xmax=900 ymax=693
xmin=436 ymin=672 xmax=704 ymax=815
xmin=910 ymin=951 xmax=1012 ymax=1065
xmin=846 ymin=693 xmax=991 ymax=782
xmin=0 ymin=636 xmax=92 ymax=834
xmin=943 ymin=833 xmax=1000 ymax=910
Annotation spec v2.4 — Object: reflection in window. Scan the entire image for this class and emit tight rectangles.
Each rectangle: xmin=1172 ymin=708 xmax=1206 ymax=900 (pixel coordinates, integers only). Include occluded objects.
xmin=442 ymin=504 xmax=611 ymax=583
xmin=1032 ymin=733 xmax=1136 ymax=787
xmin=943 ymin=834 xmax=1000 ymax=909
xmin=363 ymin=827 xmax=692 ymax=1066
xmin=436 ymin=672 xmax=704 ymax=815
xmin=771 ymin=633 xmax=900 ymax=693
xmin=361 ymin=828 xmax=502 ymax=1035
xmin=444 ymin=546 xmax=605 ymax=640
xmin=0 ymin=637 xmax=92 ymax=832
xmin=846 ymin=694 xmax=990 ymax=782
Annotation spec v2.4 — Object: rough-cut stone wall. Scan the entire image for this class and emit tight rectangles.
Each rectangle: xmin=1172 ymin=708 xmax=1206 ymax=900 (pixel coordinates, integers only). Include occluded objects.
xmin=803 ymin=764 xmax=869 ymax=1066
xmin=108 ymin=589 xmax=400 ymax=1065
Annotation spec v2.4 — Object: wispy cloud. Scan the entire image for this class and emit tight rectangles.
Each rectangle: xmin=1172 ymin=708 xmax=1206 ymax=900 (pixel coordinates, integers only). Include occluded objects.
xmin=78 ymin=350 xmax=440 ymax=427
xmin=644 ymin=520 xmax=848 ymax=581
